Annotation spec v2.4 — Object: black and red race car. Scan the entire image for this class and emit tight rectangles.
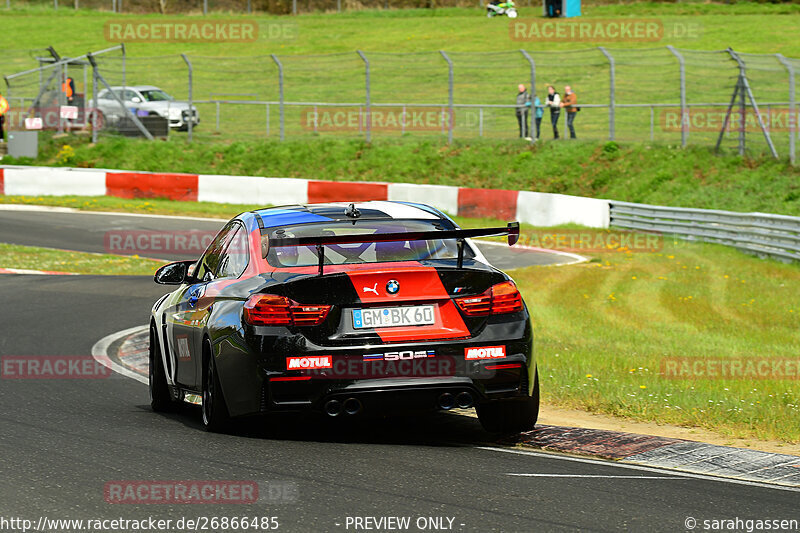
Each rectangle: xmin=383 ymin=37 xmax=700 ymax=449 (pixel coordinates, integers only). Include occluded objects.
xmin=149 ymin=201 xmax=538 ymax=433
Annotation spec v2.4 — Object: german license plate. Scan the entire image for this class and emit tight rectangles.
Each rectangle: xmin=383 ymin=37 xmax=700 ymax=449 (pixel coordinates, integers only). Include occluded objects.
xmin=352 ymin=305 xmax=435 ymax=329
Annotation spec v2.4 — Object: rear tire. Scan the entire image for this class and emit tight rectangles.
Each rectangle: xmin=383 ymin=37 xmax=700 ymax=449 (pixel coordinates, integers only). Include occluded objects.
xmin=477 ymin=367 xmax=539 ymax=434
xmin=201 ymin=340 xmax=230 ymax=432
xmin=149 ymin=326 xmax=173 ymax=412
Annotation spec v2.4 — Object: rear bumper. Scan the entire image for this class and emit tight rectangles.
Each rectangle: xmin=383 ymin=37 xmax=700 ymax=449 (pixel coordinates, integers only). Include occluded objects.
xmin=217 ymin=333 xmax=533 ymax=417
xmin=265 ymin=371 xmax=529 ymax=417
xmin=211 ymin=308 xmax=533 ymax=418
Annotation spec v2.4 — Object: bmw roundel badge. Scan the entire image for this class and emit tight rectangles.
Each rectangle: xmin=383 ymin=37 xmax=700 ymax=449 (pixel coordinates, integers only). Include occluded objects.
xmin=386 ymin=280 xmax=400 ymax=295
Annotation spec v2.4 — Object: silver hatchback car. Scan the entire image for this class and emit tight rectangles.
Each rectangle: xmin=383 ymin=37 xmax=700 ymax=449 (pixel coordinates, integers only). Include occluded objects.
xmin=92 ymin=85 xmax=199 ymax=130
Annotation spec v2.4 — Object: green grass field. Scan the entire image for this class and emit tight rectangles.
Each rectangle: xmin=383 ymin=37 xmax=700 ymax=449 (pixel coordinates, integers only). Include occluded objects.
xmin=1 ymin=3 xmax=799 ymax=148
xmin=0 ymin=242 xmax=164 ymax=274
xmin=1 ymin=195 xmax=798 ymax=442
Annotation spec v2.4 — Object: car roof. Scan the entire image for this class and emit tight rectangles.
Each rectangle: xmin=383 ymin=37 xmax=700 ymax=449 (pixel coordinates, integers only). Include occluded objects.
xmin=248 ymin=201 xmax=449 ymax=229
xmin=104 ymin=85 xmax=161 ymax=91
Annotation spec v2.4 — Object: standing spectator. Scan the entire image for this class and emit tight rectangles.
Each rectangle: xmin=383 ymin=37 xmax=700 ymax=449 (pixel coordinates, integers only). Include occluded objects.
xmin=62 ymin=76 xmax=76 ymax=106
xmin=560 ymin=85 xmax=578 ymax=139
xmin=0 ymin=92 xmax=8 ymax=142
xmin=515 ymin=84 xmax=532 ymax=140
xmin=545 ymin=85 xmax=561 ymax=139
xmin=533 ymin=92 xmax=544 ymax=141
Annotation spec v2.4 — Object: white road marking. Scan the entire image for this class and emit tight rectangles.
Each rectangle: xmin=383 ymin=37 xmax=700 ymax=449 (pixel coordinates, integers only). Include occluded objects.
xmin=0 ymin=203 xmax=228 ymax=222
xmin=0 ymin=204 xmax=77 ymax=213
xmin=475 ymin=239 xmax=587 ymax=266
xmin=91 ymin=325 xmax=149 ymax=385
xmin=506 ymin=474 xmax=684 ymax=479
xmin=477 ymin=446 xmax=800 ymax=493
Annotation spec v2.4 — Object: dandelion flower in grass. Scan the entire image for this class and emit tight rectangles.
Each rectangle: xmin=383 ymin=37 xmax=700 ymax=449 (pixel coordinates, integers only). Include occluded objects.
xmin=724 ymin=275 xmax=729 ymax=279
xmin=586 ymin=374 xmax=593 ymax=378
xmin=657 ymin=276 xmax=667 ymax=280
xmin=640 ymin=385 xmax=647 ymax=389
xmin=667 ymin=255 xmax=674 ymax=259
xmin=631 ymin=276 xmax=637 ymax=280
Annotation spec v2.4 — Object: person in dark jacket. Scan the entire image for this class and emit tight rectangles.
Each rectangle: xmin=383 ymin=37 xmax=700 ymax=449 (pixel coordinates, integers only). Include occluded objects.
xmin=545 ymin=85 xmax=561 ymax=139
xmin=515 ymin=84 xmax=532 ymax=140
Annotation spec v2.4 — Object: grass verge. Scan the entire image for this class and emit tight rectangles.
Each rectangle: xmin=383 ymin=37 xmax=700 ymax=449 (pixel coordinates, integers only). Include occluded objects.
xmin=5 ymin=136 xmax=800 ymax=216
xmin=519 ymin=240 xmax=800 ymax=443
xmin=0 ymin=242 xmax=164 ymax=275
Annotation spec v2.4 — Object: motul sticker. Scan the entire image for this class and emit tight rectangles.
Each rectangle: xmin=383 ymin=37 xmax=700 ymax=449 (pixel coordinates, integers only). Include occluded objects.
xmin=465 ymin=346 xmax=506 ymax=360
xmin=286 ymin=356 xmax=332 ymax=370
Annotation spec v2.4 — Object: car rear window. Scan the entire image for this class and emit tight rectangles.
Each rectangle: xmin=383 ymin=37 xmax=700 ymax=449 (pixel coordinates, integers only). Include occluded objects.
xmin=263 ymin=220 xmax=475 ymax=268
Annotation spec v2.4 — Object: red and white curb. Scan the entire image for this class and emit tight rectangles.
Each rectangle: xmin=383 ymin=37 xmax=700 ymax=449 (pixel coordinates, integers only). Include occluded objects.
xmin=0 ymin=267 xmax=79 ymax=275
xmin=93 ymin=326 xmax=800 ymax=491
xmin=91 ymin=325 xmax=148 ymax=385
xmin=0 ymin=165 xmax=611 ymax=229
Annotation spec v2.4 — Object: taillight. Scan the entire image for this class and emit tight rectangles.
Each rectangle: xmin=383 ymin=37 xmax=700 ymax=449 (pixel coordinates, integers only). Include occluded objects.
xmin=454 ymin=281 xmax=523 ymax=317
xmin=243 ymin=294 xmax=331 ymax=326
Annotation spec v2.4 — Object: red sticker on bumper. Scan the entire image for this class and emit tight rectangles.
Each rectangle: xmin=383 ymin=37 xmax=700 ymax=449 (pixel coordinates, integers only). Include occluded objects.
xmin=465 ymin=346 xmax=506 ymax=360
xmin=286 ymin=356 xmax=332 ymax=370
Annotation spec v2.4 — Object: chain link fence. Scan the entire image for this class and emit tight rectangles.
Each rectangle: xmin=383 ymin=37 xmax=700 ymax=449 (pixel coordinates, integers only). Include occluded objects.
xmin=5 ymin=0 xmax=516 ymax=15
xmin=3 ymin=45 xmax=799 ymax=162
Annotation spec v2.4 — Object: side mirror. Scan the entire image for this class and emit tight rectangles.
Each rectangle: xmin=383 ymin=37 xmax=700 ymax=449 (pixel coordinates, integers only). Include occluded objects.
xmin=131 ymin=96 xmax=142 ymax=103
xmin=154 ymin=260 xmax=194 ymax=285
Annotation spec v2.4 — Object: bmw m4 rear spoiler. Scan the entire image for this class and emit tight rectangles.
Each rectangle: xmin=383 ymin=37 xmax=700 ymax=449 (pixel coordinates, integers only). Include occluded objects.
xmin=264 ymin=222 xmax=520 ymax=275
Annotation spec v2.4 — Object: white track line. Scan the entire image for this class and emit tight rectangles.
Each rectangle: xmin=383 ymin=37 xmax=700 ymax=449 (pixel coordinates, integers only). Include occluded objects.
xmin=475 ymin=239 xmax=588 ymax=266
xmin=478 ymin=446 xmax=800 ymax=493
xmin=91 ymin=325 xmax=149 ymax=385
xmin=0 ymin=204 xmax=228 ymax=222
xmin=506 ymin=474 xmax=684 ymax=479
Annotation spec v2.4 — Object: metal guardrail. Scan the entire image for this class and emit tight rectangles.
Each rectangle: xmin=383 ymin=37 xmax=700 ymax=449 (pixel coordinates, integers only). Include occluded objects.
xmin=609 ymin=200 xmax=800 ymax=263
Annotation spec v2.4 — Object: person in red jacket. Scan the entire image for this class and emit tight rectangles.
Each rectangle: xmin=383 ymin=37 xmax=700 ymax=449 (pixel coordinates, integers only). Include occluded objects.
xmin=62 ymin=76 xmax=76 ymax=106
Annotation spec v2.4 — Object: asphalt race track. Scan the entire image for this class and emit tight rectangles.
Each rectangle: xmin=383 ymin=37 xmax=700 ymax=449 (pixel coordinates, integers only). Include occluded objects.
xmin=0 ymin=207 xmax=579 ymax=269
xmin=0 ymin=207 xmax=798 ymax=532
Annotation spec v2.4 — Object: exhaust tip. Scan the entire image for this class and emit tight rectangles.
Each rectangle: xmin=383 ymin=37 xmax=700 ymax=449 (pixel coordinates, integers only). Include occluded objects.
xmin=438 ymin=392 xmax=456 ymax=410
xmin=343 ymin=397 xmax=363 ymax=416
xmin=456 ymin=391 xmax=474 ymax=409
xmin=324 ymin=399 xmax=342 ymax=417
